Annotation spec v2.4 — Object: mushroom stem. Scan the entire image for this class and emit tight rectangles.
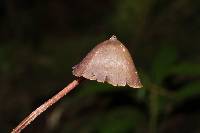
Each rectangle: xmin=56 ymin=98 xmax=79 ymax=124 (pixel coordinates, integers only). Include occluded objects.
xmin=11 ymin=77 xmax=83 ymax=133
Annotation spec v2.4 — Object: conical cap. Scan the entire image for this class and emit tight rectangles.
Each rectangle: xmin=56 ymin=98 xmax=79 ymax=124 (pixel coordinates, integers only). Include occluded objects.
xmin=72 ymin=35 xmax=142 ymax=88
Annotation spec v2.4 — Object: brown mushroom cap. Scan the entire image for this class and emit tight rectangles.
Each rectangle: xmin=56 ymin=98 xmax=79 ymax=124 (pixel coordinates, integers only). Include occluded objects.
xmin=72 ymin=35 xmax=142 ymax=88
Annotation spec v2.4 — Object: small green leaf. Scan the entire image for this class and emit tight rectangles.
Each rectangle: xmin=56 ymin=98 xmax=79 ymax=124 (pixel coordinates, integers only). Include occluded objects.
xmin=173 ymin=81 xmax=200 ymax=103
xmin=171 ymin=62 xmax=200 ymax=76
xmin=151 ymin=45 xmax=177 ymax=84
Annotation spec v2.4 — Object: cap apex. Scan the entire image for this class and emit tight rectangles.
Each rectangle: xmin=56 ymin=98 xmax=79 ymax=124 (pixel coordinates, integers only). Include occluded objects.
xmin=109 ymin=35 xmax=117 ymax=40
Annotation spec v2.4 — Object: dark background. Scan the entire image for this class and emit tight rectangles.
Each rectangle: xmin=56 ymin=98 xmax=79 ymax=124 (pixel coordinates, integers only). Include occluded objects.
xmin=0 ymin=0 xmax=200 ymax=133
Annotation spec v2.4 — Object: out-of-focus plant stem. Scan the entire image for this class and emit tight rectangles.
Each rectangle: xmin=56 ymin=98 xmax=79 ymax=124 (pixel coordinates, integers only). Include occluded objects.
xmin=149 ymin=85 xmax=159 ymax=133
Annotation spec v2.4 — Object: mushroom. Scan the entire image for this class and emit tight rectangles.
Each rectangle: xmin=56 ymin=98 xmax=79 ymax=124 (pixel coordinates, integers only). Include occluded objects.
xmin=12 ymin=35 xmax=142 ymax=133
xmin=73 ymin=35 xmax=142 ymax=88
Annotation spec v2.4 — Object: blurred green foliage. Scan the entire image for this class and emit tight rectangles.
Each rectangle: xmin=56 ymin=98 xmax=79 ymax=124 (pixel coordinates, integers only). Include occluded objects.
xmin=0 ymin=0 xmax=200 ymax=133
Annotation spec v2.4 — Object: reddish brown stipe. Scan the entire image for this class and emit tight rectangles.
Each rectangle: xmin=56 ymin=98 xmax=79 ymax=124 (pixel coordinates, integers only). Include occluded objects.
xmin=73 ymin=35 xmax=142 ymax=88
xmin=11 ymin=78 xmax=83 ymax=133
